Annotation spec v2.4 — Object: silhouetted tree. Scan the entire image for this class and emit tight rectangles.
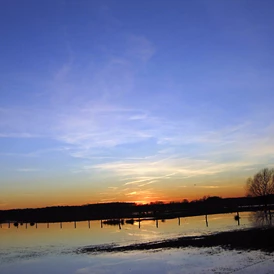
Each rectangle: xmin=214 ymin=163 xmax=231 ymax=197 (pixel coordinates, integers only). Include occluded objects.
xmin=246 ymin=168 xmax=274 ymax=206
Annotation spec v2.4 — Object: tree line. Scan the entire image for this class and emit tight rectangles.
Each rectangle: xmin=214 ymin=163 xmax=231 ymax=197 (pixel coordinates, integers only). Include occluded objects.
xmin=0 ymin=167 xmax=273 ymax=223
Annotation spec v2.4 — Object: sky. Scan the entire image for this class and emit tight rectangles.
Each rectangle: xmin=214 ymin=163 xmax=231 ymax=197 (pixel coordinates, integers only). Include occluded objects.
xmin=1 ymin=0 xmax=274 ymax=209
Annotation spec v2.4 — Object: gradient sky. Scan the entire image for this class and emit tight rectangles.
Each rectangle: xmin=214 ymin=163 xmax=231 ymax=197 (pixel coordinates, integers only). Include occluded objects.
xmin=1 ymin=0 xmax=274 ymax=209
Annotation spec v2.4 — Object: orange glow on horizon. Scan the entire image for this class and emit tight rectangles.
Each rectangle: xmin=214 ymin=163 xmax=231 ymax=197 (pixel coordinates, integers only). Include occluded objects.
xmin=0 ymin=184 xmax=246 ymax=210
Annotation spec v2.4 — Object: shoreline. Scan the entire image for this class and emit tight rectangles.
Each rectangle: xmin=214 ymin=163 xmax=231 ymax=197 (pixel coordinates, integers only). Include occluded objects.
xmin=80 ymin=226 xmax=274 ymax=254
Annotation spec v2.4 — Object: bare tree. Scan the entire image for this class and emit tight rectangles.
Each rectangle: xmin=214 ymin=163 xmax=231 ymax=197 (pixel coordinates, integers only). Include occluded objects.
xmin=246 ymin=168 xmax=274 ymax=205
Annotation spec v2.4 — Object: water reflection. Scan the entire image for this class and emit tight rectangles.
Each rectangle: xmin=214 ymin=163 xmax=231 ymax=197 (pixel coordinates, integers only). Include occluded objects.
xmin=0 ymin=212 xmax=257 ymax=264
xmin=249 ymin=211 xmax=273 ymax=227
xmin=1 ymin=212 xmax=273 ymax=274
xmin=0 ymin=213 xmax=253 ymax=246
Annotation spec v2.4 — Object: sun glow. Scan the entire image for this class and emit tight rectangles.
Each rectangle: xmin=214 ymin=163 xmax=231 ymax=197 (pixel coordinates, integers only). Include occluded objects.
xmin=133 ymin=200 xmax=152 ymax=205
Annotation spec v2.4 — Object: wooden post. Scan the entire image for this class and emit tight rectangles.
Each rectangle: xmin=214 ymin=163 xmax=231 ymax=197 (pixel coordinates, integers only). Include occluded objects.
xmin=25 ymin=223 xmax=27 ymax=229
xmin=156 ymin=219 xmax=158 ymax=228
xmin=101 ymin=220 xmax=103 ymax=228
xmin=36 ymin=223 xmax=38 ymax=229
xmin=118 ymin=220 xmax=121 ymax=230
xmin=237 ymin=212 xmax=240 ymax=226
xmin=74 ymin=221 xmax=76 ymax=228
xmin=60 ymin=222 xmax=62 ymax=229
xmin=178 ymin=217 xmax=181 ymax=226
xmin=47 ymin=223 xmax=49 ymax=228
xmin=138 ymin=218 xmax=141 ymax=229
xmin=205 ymin=215 xmax=208 ymax=227
xmin=8 ymin=222 xmax=10 ymax=228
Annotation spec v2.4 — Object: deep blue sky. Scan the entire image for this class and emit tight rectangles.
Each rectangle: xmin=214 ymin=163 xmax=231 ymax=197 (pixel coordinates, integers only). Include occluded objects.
xmin=1 ymin=0 xmax=274 ymax=208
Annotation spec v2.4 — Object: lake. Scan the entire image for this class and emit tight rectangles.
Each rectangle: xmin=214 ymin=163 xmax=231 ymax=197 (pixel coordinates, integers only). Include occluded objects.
xmin=1 ymin=212 xmax=274 ymax=273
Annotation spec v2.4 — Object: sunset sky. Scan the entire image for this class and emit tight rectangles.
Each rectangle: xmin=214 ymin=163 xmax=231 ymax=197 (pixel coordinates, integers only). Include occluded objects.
xmin=1 ymin=0 xmax=274 ymax=209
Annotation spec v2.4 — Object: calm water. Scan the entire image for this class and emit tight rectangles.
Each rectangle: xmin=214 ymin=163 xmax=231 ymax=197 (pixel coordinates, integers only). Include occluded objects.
xmin=1 ymin=212 xmax=273 ymax=274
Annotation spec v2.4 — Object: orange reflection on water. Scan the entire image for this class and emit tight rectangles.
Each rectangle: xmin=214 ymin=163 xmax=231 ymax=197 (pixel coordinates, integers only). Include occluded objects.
xmin=0 ymin=212 xmax=252 ymax=254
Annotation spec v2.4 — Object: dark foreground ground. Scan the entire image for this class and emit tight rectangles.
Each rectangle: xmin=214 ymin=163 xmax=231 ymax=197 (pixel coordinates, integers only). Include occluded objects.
xmin=80 ymin=226 xmax=274 ymax=254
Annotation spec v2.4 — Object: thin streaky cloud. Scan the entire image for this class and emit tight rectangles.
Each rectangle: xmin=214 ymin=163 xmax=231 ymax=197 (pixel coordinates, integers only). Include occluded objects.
xmin=16 ymin=168 xmax=40 ymax=172
xmin=138 ymin=181 xmax=157 ymax=187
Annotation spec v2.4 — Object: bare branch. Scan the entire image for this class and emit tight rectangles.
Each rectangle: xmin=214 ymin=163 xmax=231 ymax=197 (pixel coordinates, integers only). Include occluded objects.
xmin=246 ymin=168 xmax=274 ymax=199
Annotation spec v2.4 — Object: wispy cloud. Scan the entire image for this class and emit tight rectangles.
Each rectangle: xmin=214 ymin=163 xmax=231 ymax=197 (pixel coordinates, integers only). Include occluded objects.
xmin=0 ymin=133 xmax=40 ymax=138
xmin=126 ymin=191 xmax=137 ymax=196
xmin=197 ymin=185 xmax=228 ymax=189
xmin=16 ymin=168 xmax=40 ymax=172
xmin=126 ymin=35 xmax=155 ymax=62
xmin=1 ymin=0 xmax=274 ymax=208
xmin=92 ymin=157 xmax=253 ymax=178
xmin=1 ymin=98 xmax=274 ymax=184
